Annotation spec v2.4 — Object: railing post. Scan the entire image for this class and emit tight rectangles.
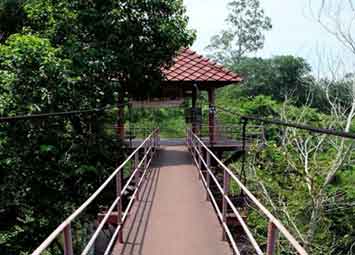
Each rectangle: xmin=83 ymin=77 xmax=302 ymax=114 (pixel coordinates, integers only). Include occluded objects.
xmin=144 ymin=141 xmax=148 ymax=170
xmin=63 ymin=224 xmax=74 ymax=255
xmin=116 ymin=171 xmax=123 ymax=243
xmin=148 ymin=137 xmax=152 ymax=161
xmin=186 ymin=129 xmax=189 ymax=148
xmin=191 ymin=135 xmax=194 ymax=158
xmin=266 ymin=221 xmax=279 ymax=255
xmin=154 ymin=131 xmax=157 ymax=153
xmin=222 ymin=169 xmax=230 ymax=241
xmin=206 ymin=152 xmax=211 ymax=201
xmin=198 ymin=143 xmax=202 ymax=179
xmin=134 ymin=152 xmax=140 ymax=201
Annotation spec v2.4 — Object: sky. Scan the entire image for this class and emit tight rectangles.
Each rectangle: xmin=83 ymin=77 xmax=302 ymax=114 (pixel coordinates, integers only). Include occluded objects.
xmin=183 ymin=0 xmax=354 ymax=77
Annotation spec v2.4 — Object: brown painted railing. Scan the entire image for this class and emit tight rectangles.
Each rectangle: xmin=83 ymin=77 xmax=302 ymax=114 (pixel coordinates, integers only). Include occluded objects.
xmin=31 ymin=129 xmax=160 ymax=255
xmin=186 ymin=129 xmax=308 ymax=255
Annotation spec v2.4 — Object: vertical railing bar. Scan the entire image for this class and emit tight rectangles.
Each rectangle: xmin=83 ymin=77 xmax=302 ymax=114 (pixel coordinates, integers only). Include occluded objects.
xmin=267 ymin=221 xmax=279 ymax=255
xmin=241 ymin=118 xmax=248 ymax=187
xmin=206 ymin=152 xmax=211 ymax=201
xmin=134 ymin=152 xmax=140 ymax=201
xmin=222 ymin=168 xmax=230 ymax=241
xmin=198 ymin=142 xmax=202 ymax=179
xmin=144 ymin=140 xmax=148 ymax=170
xmin=63 ymin=224 xmax=74 ymax=255
xmin=116 ymin=170 xmax=123 ymax=243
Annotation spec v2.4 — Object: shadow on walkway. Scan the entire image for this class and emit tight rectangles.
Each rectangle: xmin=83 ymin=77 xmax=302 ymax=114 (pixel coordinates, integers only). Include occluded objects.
xmin=118 ymin=167 xmax=160 ymax=255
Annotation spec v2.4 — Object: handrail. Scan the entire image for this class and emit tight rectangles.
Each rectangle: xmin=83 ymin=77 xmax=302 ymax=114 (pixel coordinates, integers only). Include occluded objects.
xmin=0 ymin=103 xmax=129 ymax=123
xmin=187 ymin=129 xmax=308 ymax=255
xmin=216 ymin=105 xmax=355 ymax=140
xmin=32 ymin=128 xmax=160 ymax=255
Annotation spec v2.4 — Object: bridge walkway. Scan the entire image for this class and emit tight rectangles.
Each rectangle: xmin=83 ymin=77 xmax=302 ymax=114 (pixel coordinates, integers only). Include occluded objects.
xmin=112 ymin=146 xmax=231 ymax=255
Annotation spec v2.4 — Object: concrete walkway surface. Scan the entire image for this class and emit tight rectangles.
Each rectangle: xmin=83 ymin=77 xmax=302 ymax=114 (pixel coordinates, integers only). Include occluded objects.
xmin=112 ymin=146 xmax=231 ymax=255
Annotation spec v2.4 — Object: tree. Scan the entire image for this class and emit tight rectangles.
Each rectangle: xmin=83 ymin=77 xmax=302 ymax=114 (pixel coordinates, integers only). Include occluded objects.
xmin=216 ymin=96 xmax=355 ymax=254
xmin=219 ymin=56 xmax=316 ymax=107
xmin=22 ymin=0 xmax=195 ymax=101
xmin=0 ymin=1 xmax=195 ymax=254
xmin=206 ymin=0 xmax=272 ymax=66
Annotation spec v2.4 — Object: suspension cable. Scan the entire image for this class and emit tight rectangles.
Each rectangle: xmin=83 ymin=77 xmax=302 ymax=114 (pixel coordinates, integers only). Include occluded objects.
xmin=216 ymin=105 xmax=355 ymax=140
xmin=0 ymin=103 xmax=129 ymax=123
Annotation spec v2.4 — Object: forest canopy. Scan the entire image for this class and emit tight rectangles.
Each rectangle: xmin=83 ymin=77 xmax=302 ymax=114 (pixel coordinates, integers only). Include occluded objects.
xmin=0 ymin=0 xmax=195 ymax=254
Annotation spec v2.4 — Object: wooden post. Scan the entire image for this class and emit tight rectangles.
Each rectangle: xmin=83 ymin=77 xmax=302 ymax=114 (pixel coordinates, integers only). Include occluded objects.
xmin=63 ymin=224 xmax=74 ymax=255
xmin=116 ymin=172 xmax=123 ymax=243
xmin=266 ymin=221 xmax=279 ymax=255
xmin=208 ymin=88 xmax=216 ymax=145
xmin=222 ymin=168 xmax=230 ymax=241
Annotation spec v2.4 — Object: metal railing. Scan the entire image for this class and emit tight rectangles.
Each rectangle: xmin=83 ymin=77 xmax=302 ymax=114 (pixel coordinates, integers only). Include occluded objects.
xmin=216 ymin=105 xmax=355 ymax=140
xmin=197 ymin=124 xmax=264 ymax=143
xmin=31 ymin=128 xmax=160 ymax=255
xmin=186 ymin=129 xmax=308 ymax=255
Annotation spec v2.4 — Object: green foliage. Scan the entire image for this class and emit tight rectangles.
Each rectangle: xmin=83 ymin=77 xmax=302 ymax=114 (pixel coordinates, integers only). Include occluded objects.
xmin=219 ymin=56 xmax=316 ymax=107
xmin=129 ymin=107 xmax=186 ymax=138
xmin=0 ymin=1 xmax=195 ymax=254
xmin=207 ymin=0 xmax=272 ymax=65
xmin=216 ymin=91 xmax=354 ymax=254
xmin=22 ymin=0 xmax=195 ymax=98
xmin=0 ymin=34 xmax=74 ymax=115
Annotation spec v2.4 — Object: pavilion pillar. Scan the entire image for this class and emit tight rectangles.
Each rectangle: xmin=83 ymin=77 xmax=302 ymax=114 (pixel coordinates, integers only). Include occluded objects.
xmin=208 ymin=88 xmax=216 ymax=145
xmin=192 ymin=87 xmax=197 ymax=133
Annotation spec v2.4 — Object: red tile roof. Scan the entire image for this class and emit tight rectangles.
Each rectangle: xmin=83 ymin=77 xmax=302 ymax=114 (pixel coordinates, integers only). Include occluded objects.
xmin=163 ymin=48 xmax=242 ymax=85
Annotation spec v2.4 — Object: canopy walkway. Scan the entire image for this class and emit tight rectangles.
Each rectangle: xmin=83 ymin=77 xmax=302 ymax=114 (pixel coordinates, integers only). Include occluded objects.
xmin=5 ymin=46 xmax=354 ymax=255
xmin=31 ymin=128 xmax=308 ymax=255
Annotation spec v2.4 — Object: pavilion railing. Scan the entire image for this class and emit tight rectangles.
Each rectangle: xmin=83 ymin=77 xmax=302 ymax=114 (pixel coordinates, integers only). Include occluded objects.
xmin=31 ymin=128 xmax=160 ymax=255
xmin=197 ymin=124 xmax=265 ymax=143
xmin=187 ymin=128 xmax=308 ymax=255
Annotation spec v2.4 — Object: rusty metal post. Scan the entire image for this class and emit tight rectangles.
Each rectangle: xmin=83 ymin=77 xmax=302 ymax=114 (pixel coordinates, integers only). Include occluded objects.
xmin=198 ymin=143 xmax=202 ymax=180
xmin=222 ymin=169 xmax=230 ymax=241
xmin=206 ymin=152 xmax=211 ymax=201
xmin=266 ymin=221 xmax=279 ymax=255
xmin=150 ymin=136 xmax=154 ymax=159
xmin=149 ymin=138 xmax=152 ymax=163
xmin=63 ymin=224 xmax=74 ymax=255
xmin=134 ymin=152 xmax=140 ymax=201
xmin=192 ymin=139 xmax=195 ymax=160
xmin=144 ymin=141 xmax=148 ymax=170
xmin=116 ymin=172 xmax=123 ymax=243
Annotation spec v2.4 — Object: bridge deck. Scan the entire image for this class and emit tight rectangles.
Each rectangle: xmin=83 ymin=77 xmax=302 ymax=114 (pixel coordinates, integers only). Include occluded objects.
xmin=113 ymin=146 xmax=231 ymax=255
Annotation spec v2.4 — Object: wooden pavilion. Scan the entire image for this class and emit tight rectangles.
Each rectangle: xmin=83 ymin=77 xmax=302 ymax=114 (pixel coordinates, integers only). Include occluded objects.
xmin=120 ymin=48 xmax=243 ymax=147
xmin=162 ymin=48 xmax=242 ymax=144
